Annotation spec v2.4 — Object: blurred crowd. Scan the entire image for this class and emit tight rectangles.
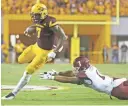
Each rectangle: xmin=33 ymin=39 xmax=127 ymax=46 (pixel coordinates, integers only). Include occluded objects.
xmin=1 ymin=38 xmax=128 ymax=64
xmin=2 ymin=0 xmax=128 ymax=16
xmin=102 ymin=43 xmax=128 ymax=64
xmin=1 ymin=39 xmax=26 ymax=63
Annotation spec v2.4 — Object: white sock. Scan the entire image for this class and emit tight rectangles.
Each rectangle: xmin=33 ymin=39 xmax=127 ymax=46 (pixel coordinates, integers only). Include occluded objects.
xmin=12 ymin=71 xmax=31 ymax=96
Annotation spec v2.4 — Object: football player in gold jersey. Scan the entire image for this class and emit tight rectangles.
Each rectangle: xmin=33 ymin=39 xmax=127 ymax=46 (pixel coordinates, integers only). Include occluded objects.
xmin=2 ymin=3 xmax=67 ymax=100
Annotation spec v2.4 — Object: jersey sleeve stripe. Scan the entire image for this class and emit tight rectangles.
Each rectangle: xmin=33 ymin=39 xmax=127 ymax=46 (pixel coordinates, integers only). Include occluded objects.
xmin=35 ymin=24 xmax=44 ymax=28
xmin=49 ymin=21 xmax=58 ymax=27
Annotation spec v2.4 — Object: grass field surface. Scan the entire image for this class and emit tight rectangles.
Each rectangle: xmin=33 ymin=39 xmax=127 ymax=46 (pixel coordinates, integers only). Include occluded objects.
xmin=1 ymin=64 xmax=128 ymax=105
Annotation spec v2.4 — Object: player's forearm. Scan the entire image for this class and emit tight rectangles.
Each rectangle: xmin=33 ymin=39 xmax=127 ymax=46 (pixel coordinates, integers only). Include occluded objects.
xmin=54 ymin=75 xmax=78 ymax=84
xmin=54 ymin=38 xmax=63 ymax=53
xmin=57 ymin=26 xmax=67 ymax=40
xmin=51 ymin=25 xmax=67 ymax=53
xmin=54 ymin=31 xmax=67 ymax=52
xmin=58 ymin=71 xmax=75 ymax=77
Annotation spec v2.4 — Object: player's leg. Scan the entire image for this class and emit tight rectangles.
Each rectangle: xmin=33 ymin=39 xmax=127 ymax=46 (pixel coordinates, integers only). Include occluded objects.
xmin=10 ymin=54 xmax=48 ymax=97
xmin=1 ymin=45 xmax=36 ymax=100
xmin=123 ymin=80 xmax=128 ymax=86
xmin=11 ymin=45 xmax=36 ymax=96
xmin=25 ymin=44 xmax=51 ymax=74
xmin=1 ymin=71 xmax=32 ymax=100
xmin=119 ymin=80 xmax=128 ymax=99
xmin=111 ymin=79 xmax=128 ymax=100
xmin=2 ymin=48 xmax=50 ymax=100
xmin=18 ymin=45 xmax=35 ymax=64
xmin=26 ymin=53 xmax=48 ymax=74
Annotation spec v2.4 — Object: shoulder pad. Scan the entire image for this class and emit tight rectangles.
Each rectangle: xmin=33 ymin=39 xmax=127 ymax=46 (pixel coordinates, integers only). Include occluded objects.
xmin=48 ymin=16 xmax=58 ymax=27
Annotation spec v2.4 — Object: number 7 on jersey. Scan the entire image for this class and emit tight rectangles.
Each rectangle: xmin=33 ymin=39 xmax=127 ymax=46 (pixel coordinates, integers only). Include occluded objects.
xmin=36 ymin=27 xmax=41 ymax=38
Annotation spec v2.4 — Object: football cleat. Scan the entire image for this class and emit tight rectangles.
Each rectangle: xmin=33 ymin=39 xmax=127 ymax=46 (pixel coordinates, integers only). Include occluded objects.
xmin=1 ymin=92 xmax=15 ymax=100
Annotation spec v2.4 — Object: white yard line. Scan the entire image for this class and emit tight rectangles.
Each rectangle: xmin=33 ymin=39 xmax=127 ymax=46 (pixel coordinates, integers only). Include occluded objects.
xmin=1 ymin=85 xmax=70 ymax=91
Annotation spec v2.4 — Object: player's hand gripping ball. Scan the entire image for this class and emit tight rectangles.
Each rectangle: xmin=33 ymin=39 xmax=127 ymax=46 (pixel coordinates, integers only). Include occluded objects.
xmin=24 ymin=26 xmax=37 ymax=37
xmin=21 ymin=25 xmax=37 ymax=46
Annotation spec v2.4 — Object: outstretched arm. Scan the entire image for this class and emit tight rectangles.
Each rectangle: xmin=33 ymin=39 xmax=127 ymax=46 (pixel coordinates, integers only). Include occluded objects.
xmin=50 ymin=25 xmax=68 ymax=53
xmin=54 ymin=75 xmax=79 ymax=84
xmin=58 ymin=70 xmax=75 ymax=77
xmin=40 ymin=70 xmax=83 ymax=85
xmin=40 ymin=70 xmax=75 ymax=79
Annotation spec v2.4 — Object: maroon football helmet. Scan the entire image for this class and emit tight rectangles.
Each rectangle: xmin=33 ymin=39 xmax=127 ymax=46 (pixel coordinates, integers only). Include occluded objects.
xmin=73 ymin=56 xmax=90 ymax=72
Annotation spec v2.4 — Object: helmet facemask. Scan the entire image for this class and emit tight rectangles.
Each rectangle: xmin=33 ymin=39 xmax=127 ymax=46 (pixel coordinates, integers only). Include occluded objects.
xmin=73 ymin=66 xmax=87 ymax=76
xmin=72 ymin=66 xmax=80 ymax=75
xmin=73 ymin=56 xmax=90 ymax=75
xmin=30 ymin=13 xmax=42 ymax=23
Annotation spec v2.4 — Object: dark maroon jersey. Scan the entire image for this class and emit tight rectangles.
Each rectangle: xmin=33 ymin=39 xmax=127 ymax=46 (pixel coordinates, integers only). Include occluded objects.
xmin=36 ymin=15 xmax=57 ymax=50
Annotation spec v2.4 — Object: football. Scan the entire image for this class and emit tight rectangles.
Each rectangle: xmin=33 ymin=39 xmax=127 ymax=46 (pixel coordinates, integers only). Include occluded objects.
xmin=24 ymin=25 xmax=37 ymax=37
xmin=20 ymin=26 xmax=37 ymax=46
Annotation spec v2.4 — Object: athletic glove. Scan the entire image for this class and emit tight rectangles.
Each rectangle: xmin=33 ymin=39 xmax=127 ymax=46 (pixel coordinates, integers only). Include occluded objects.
xmin=40 ymin=69 xmax=58 ymax=79
xmin=40 ymin=73 xmax=55 ymax=80
xmin=47 ymin=51 xmax=56 ymax=61
xmin=48 ymin=51 xmax=56 ymax=58
xmin=40 ymin=69 xmax=58 ymax=77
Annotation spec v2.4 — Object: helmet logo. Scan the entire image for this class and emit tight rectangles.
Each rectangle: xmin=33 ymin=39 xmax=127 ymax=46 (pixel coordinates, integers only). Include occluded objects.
xmin=78 ymin=61 xmax=81 ymax=67
xmin=38 ymin=7 xmax=43 ymax=11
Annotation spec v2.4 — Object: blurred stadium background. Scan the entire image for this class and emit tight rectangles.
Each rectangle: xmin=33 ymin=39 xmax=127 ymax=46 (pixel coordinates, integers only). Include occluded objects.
xmin=1 ymin=0 xmax=128 ymax=64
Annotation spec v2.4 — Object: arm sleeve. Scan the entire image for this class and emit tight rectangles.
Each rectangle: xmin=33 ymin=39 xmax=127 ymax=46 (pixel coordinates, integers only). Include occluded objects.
xmin=54 ymin=75 xmax=80 ymax=84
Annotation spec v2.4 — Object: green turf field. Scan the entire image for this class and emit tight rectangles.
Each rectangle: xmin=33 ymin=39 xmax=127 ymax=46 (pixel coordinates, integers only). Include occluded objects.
xmin=1 ymin=64 xmax=128 ymax=105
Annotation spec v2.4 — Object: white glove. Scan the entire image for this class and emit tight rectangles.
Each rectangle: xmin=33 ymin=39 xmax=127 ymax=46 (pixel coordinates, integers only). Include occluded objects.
xmin=40 ymin=69 xmax=58 ymax=77
xmin=40 ymin=73 xmax=55 ymax=80
xmin=47 ymin=51 xmax=56 ymax=61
